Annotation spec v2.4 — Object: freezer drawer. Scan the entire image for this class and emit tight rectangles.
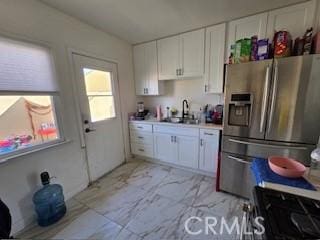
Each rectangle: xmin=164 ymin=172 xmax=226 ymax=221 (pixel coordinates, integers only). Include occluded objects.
xmin=220 ymin=152 xmax=254 ymax=199
xmin=222 ymin=135 xmax=314 ymax=165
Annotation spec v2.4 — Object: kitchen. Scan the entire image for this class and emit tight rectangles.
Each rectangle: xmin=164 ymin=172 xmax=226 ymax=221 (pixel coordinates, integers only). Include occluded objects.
xmin=0 ymin=0 xmax=320 ymax=240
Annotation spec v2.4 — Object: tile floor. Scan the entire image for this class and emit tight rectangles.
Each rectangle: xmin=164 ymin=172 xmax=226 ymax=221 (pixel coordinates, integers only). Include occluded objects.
xmin=18 ymin=159 xmax=245 ymax=240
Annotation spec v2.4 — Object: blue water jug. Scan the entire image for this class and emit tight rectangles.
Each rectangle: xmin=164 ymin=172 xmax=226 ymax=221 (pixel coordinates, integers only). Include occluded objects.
xmin=33 ymin=172 xmax=66 ymax=226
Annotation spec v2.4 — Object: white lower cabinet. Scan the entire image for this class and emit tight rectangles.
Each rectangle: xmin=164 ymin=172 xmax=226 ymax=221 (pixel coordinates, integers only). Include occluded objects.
xmin=176 ymin=135 xmax=199 ymax=169
xmin=153 ymin=133 xmax=178 ymax=164
xmin=130 ymin=122 xmax=220 ymax=173
xmin=199 ymin=129 xmax=220 ymax=173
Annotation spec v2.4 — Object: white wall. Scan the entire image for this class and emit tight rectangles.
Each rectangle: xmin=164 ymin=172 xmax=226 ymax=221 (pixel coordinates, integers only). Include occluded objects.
xmin=138 ymin=78 xmax=223 ymax=116
xmin=0 ymin=0 xmax=135 ymax=234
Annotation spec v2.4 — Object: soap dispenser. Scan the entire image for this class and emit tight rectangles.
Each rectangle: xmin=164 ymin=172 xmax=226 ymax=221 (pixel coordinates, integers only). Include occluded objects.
xmin=33 ymin=172 xmax=66 ymax=226
xmin=309 ymin=138 xmax=320 ymax=180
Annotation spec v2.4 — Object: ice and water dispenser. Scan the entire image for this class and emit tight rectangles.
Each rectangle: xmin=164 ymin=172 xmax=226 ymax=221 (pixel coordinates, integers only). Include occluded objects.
xmin=228 ymin=93 xmax=252 ymax=127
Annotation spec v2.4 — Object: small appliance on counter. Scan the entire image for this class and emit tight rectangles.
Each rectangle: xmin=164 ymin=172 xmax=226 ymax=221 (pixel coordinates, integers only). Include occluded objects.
xmin=135 ymin=101 xmax=149 ymax=120
xmin=203 ymin=104 xmax=223 ymax=124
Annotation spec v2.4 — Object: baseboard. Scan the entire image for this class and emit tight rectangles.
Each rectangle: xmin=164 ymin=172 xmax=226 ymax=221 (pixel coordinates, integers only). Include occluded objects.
xmin=131 ymin=155 xmax=216 ymax=177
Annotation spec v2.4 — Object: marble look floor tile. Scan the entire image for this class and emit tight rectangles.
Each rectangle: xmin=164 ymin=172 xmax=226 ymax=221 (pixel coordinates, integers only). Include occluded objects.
xmin=126 ymin=162 xmax=171 ymax=191
xmin=193 ymin=178 xmax=244 ymax=220
xmin=18 ymin=199 xmax=89 ymax=239
xmin=172 ymin=206 xmax=240 ymax=240
xmin=87 ymin=218 xmax=123 ymax=239
xmin=52 ymin=209 xmax=110 ymax=239
xmin=126 ymin=193 xmax=189 ymax=240
xmin=154 ymin=169 xmax=204 ymax=205
xmin=115 ymin=228 xmax=142 ymax=240
xmin=79 ymin=182 xmax=148 ymax=226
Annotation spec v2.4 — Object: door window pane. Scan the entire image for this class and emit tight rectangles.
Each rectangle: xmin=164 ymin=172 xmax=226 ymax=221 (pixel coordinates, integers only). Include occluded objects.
xmin=83 ymin=68 xmax=115 ymax=122
xmin=0 ymin=96 xmax=59 ymax=155
xmin=88 ymin=96 xmax=115 ymax=122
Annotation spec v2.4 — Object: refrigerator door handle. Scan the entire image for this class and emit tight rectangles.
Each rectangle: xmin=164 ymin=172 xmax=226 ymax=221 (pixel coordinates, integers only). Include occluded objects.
xmin=228 ymin=155 xmax=251 ymax=164
xmin=260 ymin=66 xmax=270 ymax=132
xmin=229 ymin=138 xmax=308 ymax=150
xmin=268 ymin=63 xmax=279 ymax=133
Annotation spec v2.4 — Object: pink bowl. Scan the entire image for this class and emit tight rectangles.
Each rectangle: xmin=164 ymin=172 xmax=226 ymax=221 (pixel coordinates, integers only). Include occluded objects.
xmin=268 ymin=156 xmax=306 ymax=178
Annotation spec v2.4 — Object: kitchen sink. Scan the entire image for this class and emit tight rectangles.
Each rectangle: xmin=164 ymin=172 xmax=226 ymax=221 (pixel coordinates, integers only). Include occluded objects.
xmin=161 ymin=117 xmax=200 ymax=125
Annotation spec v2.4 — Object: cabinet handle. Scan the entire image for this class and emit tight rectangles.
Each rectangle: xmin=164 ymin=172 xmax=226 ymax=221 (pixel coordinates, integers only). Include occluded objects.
xmin=181 ymin=68 xmax=184 ymax=76
xmin=176 ymin=69 xmax=179 ymax=76
xmin=171 ymin=136 xmax=173 ymax=142
xmin=146 ymin=88 xmax=148 ymax=94
xmin=137 ymin=126 xmax=143 ymax=129
xmin=200 ymin=139 xmax=204 ymax=146
xmin=138 ymin=136 xmax=144 ymax=139
xmin=138 ymin=148 xmax=145 ymax=152
xmin=204 ymin=132 xmax=214 ymax=136
xmin=205 ymin=85 xmax=208 ymax=92
xmin=174 ymin=136 xmax=177 ymax=143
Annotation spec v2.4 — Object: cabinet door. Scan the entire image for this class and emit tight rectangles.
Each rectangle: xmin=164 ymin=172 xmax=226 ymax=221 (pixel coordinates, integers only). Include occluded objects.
xmin=199 ymin=129 xmax=219 ymax=173
xmin=180 ymin=29 xmax=205 ymax=78
xmin=144 ymin=41 xmax=161 ymax=95
xmin=204 ymin=23 xmax=226 ymax=94
xmin=157 ymin=35 xmax=180 ymax=80
xmin=133 ymin=41 xmax=161 ymax=95
xmin=266 ymin=1 xmax=316 ymax=40
xmin=153 ymin=133 xmax=177 ymax=164
xmin=226 ymin=13 xmax=268 ymax=62
xmin=177 ymin=135 xmax=199 ymax=169
xmin=133 ymin=44 xmax=146 ymax=95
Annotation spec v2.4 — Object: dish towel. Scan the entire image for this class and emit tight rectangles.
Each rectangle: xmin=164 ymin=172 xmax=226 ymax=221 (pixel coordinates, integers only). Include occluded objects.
xmin=251 ymin=158 xmax=316 ymax=191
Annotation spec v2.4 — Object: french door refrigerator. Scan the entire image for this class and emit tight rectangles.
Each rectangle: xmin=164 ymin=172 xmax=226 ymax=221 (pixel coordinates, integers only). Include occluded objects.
xmin=221 ymin=54 xmax=320 ymax=198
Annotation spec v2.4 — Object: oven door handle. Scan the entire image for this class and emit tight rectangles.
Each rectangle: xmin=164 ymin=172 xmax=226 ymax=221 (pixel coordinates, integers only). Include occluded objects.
xmin=229 ymin=138 xmax=308 ymax=150
xmin=228 ymin=155 xmax=251 ymax=164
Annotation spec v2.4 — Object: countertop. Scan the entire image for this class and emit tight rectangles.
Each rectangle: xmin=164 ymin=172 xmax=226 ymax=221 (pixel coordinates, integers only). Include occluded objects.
xmin=129 ymin=119 xmax=223 ymax=130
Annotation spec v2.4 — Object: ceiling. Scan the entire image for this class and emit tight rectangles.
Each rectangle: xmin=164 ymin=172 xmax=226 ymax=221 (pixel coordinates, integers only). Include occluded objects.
xmin=40 ymin=0 xmax=306 ymax=44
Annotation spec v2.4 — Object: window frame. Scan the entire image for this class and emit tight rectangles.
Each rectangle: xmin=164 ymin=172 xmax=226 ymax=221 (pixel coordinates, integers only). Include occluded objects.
xmin=0 ymin=34 xmax=66 ymax=163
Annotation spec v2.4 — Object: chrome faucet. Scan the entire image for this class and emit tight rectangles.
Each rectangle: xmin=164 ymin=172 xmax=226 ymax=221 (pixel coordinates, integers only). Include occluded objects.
xmin=182 ymin=99 xmax=189 ymax=120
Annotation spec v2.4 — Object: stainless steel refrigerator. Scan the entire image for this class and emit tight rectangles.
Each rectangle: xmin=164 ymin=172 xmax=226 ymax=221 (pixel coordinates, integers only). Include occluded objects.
xmin=221 ymin=54 xmax=320 ymax=199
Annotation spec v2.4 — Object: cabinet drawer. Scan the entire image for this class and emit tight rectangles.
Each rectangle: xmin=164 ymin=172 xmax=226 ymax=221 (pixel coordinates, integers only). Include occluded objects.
xmin=130 ymin=130 xmax=153 ymax=145
xmin=129 ymin=122 xmax=153 ymax=132
xmin=131 ymin=143 xmax=154 ymax=158
xmin=200 ymin=129 xmax=220 ymax=138
xmin=153 ymin=125 xmax=199 ymax=137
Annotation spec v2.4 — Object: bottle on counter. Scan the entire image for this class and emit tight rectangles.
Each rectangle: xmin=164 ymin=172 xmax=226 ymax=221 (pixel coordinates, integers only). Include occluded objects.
xmin=309 ymin=146 xmax=320 ymax=180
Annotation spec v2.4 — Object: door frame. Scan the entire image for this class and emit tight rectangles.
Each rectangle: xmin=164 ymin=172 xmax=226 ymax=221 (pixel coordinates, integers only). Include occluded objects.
xmin=67 ymin=48 xmax=126 ymax=183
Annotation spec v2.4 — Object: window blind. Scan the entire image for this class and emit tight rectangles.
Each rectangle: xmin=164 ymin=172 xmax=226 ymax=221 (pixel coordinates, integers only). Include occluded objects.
xmin=0 ymin=37 xmax=58 ymax=93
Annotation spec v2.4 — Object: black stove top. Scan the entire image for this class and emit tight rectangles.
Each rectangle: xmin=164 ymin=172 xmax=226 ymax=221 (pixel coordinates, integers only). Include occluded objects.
xmin=253 ymin=186 xmax=320 ymax=240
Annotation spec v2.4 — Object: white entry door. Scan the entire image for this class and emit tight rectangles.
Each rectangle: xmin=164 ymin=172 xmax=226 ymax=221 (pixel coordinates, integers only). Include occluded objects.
xmin=72 ymin=53 xmax=125 ymax=181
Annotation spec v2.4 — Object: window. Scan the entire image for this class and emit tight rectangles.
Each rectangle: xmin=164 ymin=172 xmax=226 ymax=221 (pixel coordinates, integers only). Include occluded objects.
xmin=0 ymin=36 xmax=61 ymax=157
xmin=83 ymin=68 xmax=115 ymax=122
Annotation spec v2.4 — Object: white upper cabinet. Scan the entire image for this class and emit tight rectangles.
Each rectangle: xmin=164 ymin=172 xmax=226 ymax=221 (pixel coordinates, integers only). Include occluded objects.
xmin=226 ymin=13 xmax=268 ymax=62
xmin=204 ymin=23 xmax=226 ymax=94
xmin=133 ymin=41 xmax=163 ymax=95
xmin=180 ymin=29 xmax=205 ymax=78
xmin=266 ymin=1 xmax=316 ymax=40
xmin=157 ymin=29 xmax=205 ymax=80
xmin=157 ymin=35 xmax=180 ymax=80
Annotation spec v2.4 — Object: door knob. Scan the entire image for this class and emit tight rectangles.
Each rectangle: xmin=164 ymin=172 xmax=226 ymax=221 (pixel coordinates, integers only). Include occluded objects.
xmin=85 ymin=128 xmax=96 ymax=133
